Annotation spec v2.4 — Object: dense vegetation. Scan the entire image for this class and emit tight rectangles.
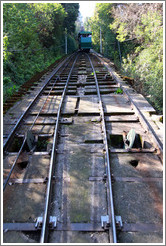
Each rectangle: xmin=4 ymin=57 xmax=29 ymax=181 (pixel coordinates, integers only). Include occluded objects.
xmin=85 ymin=3 xmax=163 ymax=113
xmin=3 ymin=3 xmax=79 ymax=101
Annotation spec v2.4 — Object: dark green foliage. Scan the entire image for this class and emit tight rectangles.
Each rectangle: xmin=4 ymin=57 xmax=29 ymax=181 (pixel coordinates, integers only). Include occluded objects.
xmin=61 ymin=3 xmax=79 ymax=33
xmin=3 ymin=3 xmax=79 ymax=101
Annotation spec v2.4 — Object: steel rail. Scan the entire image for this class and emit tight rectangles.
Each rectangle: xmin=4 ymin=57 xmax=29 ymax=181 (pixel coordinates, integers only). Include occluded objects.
xmin=94 ymin=52 xmax=163 ymax=157
xmin=40 ymin=53 xmax=79 ymax=243
xmin=86 ymin=54 xmax=117 ymax=243
xmin=3 ymin=57 xmax=73 ymax=191
xmin=3 ymin=54 xmax=74 ymax=151
xmin=29 ymin=56 xmax=73 ymax=131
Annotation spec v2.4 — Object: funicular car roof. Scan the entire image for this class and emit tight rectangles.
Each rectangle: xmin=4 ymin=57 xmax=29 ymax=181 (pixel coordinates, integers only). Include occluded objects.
xmin=78 ymin=31 xmax=92 ymax=35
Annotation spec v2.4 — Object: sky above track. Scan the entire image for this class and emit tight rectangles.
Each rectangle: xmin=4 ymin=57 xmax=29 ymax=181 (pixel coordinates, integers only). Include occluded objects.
xmin=79 ymin=1 xmax=96 ymax=22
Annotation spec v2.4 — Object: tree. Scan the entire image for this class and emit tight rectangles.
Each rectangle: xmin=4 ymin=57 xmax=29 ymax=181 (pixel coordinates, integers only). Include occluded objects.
xmin=3 ymin=3 xmax=78 ymax=102
xmin=84 ymin=4 xmax=117 ymax=59
xmin=110 ymin=3 xmax=163 ymax=112
xmin=61 ymin=3 xmax=79 ymax=34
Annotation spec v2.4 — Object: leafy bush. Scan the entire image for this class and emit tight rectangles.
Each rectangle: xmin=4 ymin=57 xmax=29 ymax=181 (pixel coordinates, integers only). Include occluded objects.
xmin=3 ymin=3 xmax=79 ymax=102
xmin=120 ymin=10 xmax=163 ymax=113
xmin=4 ymin=84 xmax=19 ymax=101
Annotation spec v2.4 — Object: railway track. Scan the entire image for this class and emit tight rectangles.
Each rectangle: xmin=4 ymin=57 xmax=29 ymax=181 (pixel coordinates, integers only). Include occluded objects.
xmin=3 ymin=52 xmax=163 ymax=243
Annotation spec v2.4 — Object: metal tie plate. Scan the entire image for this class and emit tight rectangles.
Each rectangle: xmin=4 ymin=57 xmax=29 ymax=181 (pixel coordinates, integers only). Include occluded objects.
xmin=49 ymin=216 xmax=57 ymax=229
xmin=115 ymin=215 xmax=123 ymax=230
xmin=35 ymin=217 xmax=43 ymax=229
xmin=35 ymin=216 xmax=57 ymax=229
xmin=101 ymin=215 xmax=110 ymax=229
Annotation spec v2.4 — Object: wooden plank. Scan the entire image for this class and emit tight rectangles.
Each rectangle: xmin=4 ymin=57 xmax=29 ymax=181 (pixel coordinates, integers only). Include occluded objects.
xmin=106 ymin=115 xmax=138 ymax=122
